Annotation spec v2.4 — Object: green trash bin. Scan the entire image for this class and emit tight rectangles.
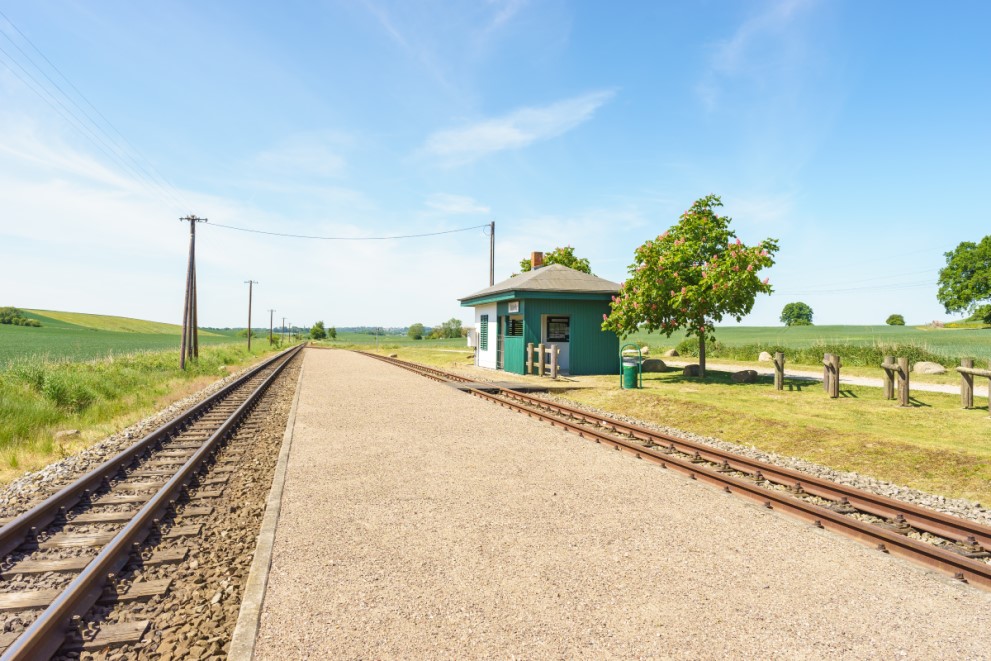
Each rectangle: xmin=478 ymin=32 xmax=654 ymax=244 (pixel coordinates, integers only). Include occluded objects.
xmin=622 ymin=361 xmax=638 ymax=389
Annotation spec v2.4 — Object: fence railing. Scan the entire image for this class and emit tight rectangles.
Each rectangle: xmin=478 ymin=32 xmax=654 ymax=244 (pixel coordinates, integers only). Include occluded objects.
xmin=526 ymin=343 xmax=560 ymax=379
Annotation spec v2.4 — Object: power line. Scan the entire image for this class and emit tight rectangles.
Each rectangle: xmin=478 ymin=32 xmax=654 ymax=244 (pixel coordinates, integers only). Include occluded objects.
xmin=0 ymin=11 xmax=192 ymax=213
xmin=207 ymin=222 xmax=491 ymax=241
xmin=0 ymin=8 xmax=190 ymax=212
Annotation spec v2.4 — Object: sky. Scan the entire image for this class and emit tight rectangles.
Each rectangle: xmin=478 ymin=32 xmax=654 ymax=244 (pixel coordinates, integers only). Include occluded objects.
xmin=1 ymin=0 xmax=989 ymax=330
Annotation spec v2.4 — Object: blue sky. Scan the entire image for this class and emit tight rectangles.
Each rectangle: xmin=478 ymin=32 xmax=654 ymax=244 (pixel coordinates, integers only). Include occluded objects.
xmin=1 ymin=0 xmax=988 ymax=329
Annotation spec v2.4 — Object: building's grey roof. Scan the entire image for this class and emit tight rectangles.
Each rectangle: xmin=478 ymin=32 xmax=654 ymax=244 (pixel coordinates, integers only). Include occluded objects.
xmin=459 ymin=264 xmax=621 ymax=302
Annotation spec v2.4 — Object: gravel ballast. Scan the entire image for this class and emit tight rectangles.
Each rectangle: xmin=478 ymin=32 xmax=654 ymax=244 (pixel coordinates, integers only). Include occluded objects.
xmin=253 ymin=350 xmax=991 ymax=659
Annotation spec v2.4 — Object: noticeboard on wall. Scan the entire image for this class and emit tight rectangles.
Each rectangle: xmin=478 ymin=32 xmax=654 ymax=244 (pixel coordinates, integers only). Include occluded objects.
xmin=508 ymin=301 xmax=519 ymax=313
xmin=547 ymin=316 xmax=570 ymax=342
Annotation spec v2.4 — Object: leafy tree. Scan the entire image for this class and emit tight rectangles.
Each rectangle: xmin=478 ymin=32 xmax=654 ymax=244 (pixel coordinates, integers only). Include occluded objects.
xmin=519 ymin=246 xmax=592 ymax=274
xmin=408 ymin=322 xmax=425 ymax=340
xmin=440 ymin=318 xmax=463 ymax=339
xmin=966 ymin=304 xmax=991 ymax=325
xmin=602 ymin=195 xmax=778 ymax=377
xmin=310 ymin=320 xmax=327 ymax=340
xmin=886 ymin=314 xmax=906 ymax=326
xmin=327 ymin=326 xmax=337 ymax=339
xmin=780 ymin=302 xmax=814 ymax=326
xmin=938 ymin=236 xmax=991 ymax=318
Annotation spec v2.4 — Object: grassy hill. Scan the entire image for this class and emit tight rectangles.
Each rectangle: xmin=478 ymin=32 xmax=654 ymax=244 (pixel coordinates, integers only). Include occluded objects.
xmin=1 ymin=309 xmax=237 ymax=367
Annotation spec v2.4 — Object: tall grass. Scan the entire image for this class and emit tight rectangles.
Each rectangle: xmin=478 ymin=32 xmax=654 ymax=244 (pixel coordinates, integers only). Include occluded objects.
xmin=0 ymin=343 xmax=279 ymax=458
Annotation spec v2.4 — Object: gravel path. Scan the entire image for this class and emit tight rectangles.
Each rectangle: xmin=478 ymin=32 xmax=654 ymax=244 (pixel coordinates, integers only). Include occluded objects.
xmin=253 ymin=349 xmax=991 ymax=659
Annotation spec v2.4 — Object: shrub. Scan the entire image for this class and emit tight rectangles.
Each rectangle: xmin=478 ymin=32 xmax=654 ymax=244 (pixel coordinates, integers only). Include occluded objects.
xmin=886 ymin=314 xmax=906 ymax=326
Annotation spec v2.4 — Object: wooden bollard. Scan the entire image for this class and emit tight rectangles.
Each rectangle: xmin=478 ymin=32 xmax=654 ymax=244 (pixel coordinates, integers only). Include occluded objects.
xmin=829 ymin=354 xmax=841 ymax=399
xmin=897 ymin=356 xmax=910 ymax=407
xmin=537 ymin=343 xmax=545 ymax=377
xmin=526 ymin=343 xmax=534 ymax=375
xmin=550 ymin=344 xmax=559 ymax=379
xmin=882 ymin=355 xmax=895 ymax=400
xmin=961 ymin=358 xmax=974 ymax=409
xmin=773 ymin=352 xmax=784 ymax=390
xmin=823 ymin=353 xmax=832 ymax=394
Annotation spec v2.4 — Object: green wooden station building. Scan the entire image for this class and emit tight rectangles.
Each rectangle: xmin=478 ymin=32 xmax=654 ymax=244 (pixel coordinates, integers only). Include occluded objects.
xmin=459 ymin=258 xmax=621 ymax=376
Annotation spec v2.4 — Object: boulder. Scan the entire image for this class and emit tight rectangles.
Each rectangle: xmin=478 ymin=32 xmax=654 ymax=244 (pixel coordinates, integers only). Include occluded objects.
xmin=731 ymin=369 xmax=759 ymax=384
xmin=663 ymin=348 xmax=680 ymax=357
xmin=913 ymin=361 xmax=946 ymax=375
xmin=758 ymin=351 xmax=773 ymax=362
xmin=641 ymin=359 xmax=667 ymax=373
xmin=682 ymin=364 xmax=701 ymax=377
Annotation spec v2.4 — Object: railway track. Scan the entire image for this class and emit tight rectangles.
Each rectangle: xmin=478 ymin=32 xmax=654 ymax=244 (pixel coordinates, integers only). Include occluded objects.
xmin=361 ymin=351 xmax=991 ymax=591
xmin=0 ymin=344 xmax=303 ymax=659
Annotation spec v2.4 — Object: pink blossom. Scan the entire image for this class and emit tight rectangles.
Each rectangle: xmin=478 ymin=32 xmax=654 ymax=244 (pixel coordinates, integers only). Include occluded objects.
xmin=761 ymin=250 xmax=768 ymax=256
xmin=736 ymin=238 xmax=742 ymax=245
xmin=670 ymin=290 xmax=676 ymax=296
xmin=746 ymin=264 xmax=753 ymax=272
xmin=763 ymin=278 xmax=770 ymax=285
xmin=681 ymin=286 xmax=687 ymax=294
xmin=673 ymin=271 xmax=679 ymax=278
xmin=602 ymin=313 xmax=608 ymax=321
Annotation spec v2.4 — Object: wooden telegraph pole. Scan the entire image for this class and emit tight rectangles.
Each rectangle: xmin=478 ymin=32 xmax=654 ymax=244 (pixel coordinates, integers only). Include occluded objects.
xmin=268 ymin=309 xmax=275 ymax=345
xmin=244 ymin=280 xmax=258 ymax=351
xmin=489 ymin=220 xmax=495 ymax=286
xmin=180 ymin=215 xmax=207 ymax=369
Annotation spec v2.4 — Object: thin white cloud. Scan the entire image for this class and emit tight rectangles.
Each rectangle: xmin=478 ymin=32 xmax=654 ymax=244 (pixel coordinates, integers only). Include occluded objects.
xmin=250 ymin=134 xmax=347 ymax=180
xmin=487 ymin=0 xmax=528 ymax=31
xmin=423 ymin=90 xmax=615 ymax=165
xmin=696 ymin=0 xmax=817 ymax=111
xmin=425 ymin=193 xmax=490 ymax=215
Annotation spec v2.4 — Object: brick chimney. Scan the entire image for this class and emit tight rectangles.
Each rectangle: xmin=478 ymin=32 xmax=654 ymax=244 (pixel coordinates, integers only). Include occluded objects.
xmin=531 ymin=251 xmax=544 ymax=269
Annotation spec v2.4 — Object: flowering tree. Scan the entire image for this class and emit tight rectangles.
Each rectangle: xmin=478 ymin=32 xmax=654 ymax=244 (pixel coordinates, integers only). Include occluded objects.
xmin=602 ymin=195 xmax=778 ymax=377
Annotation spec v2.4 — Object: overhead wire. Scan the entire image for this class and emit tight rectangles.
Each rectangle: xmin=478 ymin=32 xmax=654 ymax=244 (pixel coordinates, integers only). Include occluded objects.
xmin=0 ymin=11 xmax=192 ymax=213
xmin=206 ymin=222 xmax=491 ymax=241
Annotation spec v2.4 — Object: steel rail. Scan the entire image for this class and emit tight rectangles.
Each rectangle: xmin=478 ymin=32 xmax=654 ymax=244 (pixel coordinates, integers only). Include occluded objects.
xmin=0 ymin=344 xmax=302 ymax=660
xmin=360 ymin=352 xmax=991 ymax=589
xmin=0 ymin=345 xmax=300 ymax=559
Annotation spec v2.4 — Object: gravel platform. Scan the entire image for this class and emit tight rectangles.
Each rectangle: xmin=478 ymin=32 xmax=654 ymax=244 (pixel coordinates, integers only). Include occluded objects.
xmin=253 ymin=350 xmax=991 ymax=659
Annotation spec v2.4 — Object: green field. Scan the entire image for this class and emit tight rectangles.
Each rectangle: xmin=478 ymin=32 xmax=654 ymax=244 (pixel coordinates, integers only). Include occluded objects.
xmin=0 ymin=310 xmax=238 ymax=366
xmin=625 ymin=324 xmax=991 ymax=365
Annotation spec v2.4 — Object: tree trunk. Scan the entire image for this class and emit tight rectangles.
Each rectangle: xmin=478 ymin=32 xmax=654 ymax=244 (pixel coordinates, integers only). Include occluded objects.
xmin=698 ymin=332 xmax=706 ymax=378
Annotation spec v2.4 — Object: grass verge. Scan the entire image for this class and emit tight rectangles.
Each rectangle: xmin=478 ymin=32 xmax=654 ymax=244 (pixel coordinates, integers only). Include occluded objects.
xmin=0 ymin=342 xmax=288 ymax=485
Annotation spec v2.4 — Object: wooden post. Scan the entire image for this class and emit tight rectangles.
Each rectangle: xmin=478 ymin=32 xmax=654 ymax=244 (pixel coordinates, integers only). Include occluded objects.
xmin=897 ymin=356 xmax=910 ymax=407
xmin=823 ymin=353 xmax=832 ymax=394
xmin=526 ymin=343 xmax=534 ymax=375
xmin=882 ymin=355 xmax=895 ymax=400
xmin=538 ymin=343 xmax=545 ymax=377
xmin=960 ymin=358 xmax=974 ymax=409
xmin=773 ymin=352 xmax=784 ymax=390
xmin=550 ymin=344 xmax=558 ymax=379
xmin=829 ymin=354 xmax=840 ymax=398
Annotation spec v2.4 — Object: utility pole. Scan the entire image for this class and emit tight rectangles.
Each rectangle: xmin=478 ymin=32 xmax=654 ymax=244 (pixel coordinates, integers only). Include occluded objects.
xmin=268 ymin=309 xmax=275 ymax=345
xmin=489 ymin=220 xmax=495 ymax=286
xmin=282 ymin=317 xmax=286 ymax=344
xmin=179 ymin=215 xmax=207 ymax=369
xmin=244 ymin=280 xmax=258 ymax=351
